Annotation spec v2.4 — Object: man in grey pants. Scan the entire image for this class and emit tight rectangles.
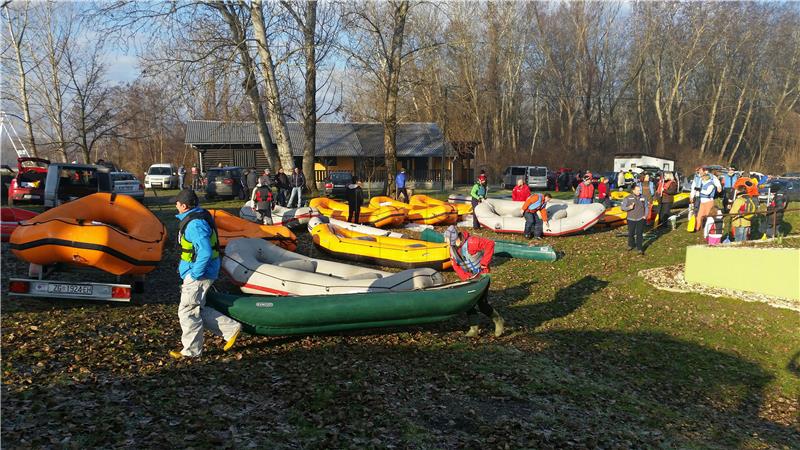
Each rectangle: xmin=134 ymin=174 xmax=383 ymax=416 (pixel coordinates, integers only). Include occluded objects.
xmin=621 ymin=184 xmax=650 ymax=255
xmin=169 ymin=189 xmax=241 ymax=359
xmin=287 ymin=167 xmax=306 ymax=208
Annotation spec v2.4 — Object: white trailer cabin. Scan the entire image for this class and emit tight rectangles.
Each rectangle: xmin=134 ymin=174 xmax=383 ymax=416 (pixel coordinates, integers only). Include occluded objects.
xmin=613 ymin=153 xmax=674 ymax=173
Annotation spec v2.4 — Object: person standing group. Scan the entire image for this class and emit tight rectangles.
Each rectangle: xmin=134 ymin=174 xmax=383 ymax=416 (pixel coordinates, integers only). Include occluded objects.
xmin=274 ymin=168 xmax=290 ymax=207
xmin=694 ymin=169 xmax=721 ymax=233
xmin=730 ymin=185 xmax=757 ymax=242
xmin=654 ymin=172 xmax=678 ymax=226
xmin=721 ymin=168 xmax=739 ymax=213
xmin=574 ymin=173 xmax=594 ymax=204
xmin=396 ymin=168 xmax=408 ymax=203
xmin=250 ymin=180 xmax=274 ymax=225
xmin=470 ymin=174 xmax=488 ymax=229
xmin=511 ymin=178 xmax=530 ymax=201
xmin=347 ymin=176 xmax=364 ymax=223
xmin=178 ymin=165 xmax=187 ymax=189
xmin=287 ymin=167 xmax=306 ymax=208
xmin=596 ymin=176 xmax=610 ymax=207
xmin=621 ymin=184 xmax=650 ymax=255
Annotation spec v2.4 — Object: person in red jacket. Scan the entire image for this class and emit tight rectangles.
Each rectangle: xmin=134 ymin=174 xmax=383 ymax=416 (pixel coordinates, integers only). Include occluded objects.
xmin=511 ymin=178 xmax=531 ymax=201
xmin=597 ymin=176 xmax=610 ymax=207
xmin=444 ymin=226 xmax=505 ymax=337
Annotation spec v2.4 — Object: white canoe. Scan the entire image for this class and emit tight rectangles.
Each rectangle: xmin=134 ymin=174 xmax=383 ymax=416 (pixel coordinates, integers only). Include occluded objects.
xmin=240 ymin=201 xmax=319 ymax=228
xmin=474 ymin=198 xmax=606 ymax=236
xmin=307 ymin=216 xmax=405 ymax=239
xmin=222 ymin=238 xmax=443 ymax=296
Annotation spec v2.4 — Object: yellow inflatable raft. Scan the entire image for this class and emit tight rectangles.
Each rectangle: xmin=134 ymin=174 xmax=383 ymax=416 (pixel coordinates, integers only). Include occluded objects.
xmin=410 ymin=194 xmax=472 ymax=218
xmin=308 ymin=197 xmax=406 ymax=228
xmin=310 ymin=221 xmax=451 ymax=270
xmin=368 ymin=196 xmax=456 ymax=225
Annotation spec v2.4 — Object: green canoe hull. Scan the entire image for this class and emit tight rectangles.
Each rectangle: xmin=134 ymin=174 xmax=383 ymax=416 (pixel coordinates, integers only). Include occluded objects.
xmin=420 ymin=229 xmax=557 ymax=262
xmin=207 ymin=276 xmax=490 ymax=336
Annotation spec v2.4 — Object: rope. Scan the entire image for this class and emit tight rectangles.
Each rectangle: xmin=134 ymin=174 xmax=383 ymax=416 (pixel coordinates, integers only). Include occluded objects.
xmin=15 ymin=217 xmax=167 ymax=244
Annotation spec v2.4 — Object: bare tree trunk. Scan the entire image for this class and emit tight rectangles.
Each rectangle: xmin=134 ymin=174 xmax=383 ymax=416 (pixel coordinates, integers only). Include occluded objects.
xmin=699 ymin=64 xmax=727 ymax=157
xmin=727 ymin=100 xmax=752 ymax=166
xmin=4 ymin=4 xmax=38 ymax=156
xmin=249 ymin=0 xmax=296 ymax=171
xmin=382 ymin=1 xmax=410 ymax=198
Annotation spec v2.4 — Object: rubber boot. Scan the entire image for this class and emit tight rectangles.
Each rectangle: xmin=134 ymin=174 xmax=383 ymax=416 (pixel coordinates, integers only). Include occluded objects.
xmin=491 ymin=311 xmax=505 ymax=337
xmin=465 ymin=325 xmax=480 ymax=337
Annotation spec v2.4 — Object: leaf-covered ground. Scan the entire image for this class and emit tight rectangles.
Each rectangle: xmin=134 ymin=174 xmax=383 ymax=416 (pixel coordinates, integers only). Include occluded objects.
xmin=2 ymin=190 xmax=799 ymax=448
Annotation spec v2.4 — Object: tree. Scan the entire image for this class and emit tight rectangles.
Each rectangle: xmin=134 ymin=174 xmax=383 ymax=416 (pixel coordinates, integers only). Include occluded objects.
xmin=2 ymin=1 xmax=38 ymax=156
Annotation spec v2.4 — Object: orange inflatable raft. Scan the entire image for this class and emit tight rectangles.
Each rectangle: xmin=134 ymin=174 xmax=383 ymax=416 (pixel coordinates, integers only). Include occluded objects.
xmin=412 ymin=194 xmax=472 ymax=217
xmin=10 ymin=193 xmax=166 ymax=275
xmin=207 ymin=209 xmax=297 ymax=251
xmin=308 ymin=197 xmax=406 ymax=228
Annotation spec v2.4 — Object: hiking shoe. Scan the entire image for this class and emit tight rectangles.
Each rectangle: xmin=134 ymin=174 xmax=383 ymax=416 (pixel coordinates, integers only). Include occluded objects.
xmin=465 ymin=325 xmax=480 ymax=337
xmin=491 ymin=312 xmax=505 ymax=337
xmin=223 ymin=328 xmax=241 ymax=352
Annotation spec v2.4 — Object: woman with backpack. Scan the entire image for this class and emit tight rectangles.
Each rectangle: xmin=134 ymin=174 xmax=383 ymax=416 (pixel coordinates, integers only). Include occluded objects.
xmin=251 ymin=181 xmax=274 ymax=225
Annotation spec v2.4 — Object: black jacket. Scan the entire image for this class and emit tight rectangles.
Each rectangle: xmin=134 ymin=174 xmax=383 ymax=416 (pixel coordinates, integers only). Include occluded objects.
xmin=290 ymin=172 xmax=306 ymax=188
xmin=276 ymin=173 xmax=290 ymax=189
xmin=347 ymin=183 xmax=363 ymax=206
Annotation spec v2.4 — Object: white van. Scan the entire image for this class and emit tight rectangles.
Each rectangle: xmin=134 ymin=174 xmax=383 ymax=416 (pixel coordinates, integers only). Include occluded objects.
xmin=144 ymin=163 xmax=179 ymax=189
xmin=501 ymin=166 xmax=548 ymax=190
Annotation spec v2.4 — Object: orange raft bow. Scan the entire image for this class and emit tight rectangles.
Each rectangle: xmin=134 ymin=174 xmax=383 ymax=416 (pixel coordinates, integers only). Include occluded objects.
xmin=369 ymin=196 xmax=457 ymax=225
xmin=207 ymin=209 xmax=297 ymax=251
xmin=308 ymin=197 xmax=406 ymax=228
xmin=10 ymin=193 xmax=166 ymax=275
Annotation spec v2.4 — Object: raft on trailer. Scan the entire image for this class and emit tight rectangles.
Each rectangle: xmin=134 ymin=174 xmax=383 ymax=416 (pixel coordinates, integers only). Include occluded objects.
xmin=1 ymin=207 xmax=38 ymax=242
xmin=309 ymin=220 xmax=451 ymax=270
xmin=308 ymin=216 xmax=404 ymax=238
xmin=208 ymin=209 xmax=297 ymax=251
xmin=309 ymin=197 xmax=406 ymax=228
xmin=222 ymin=238 xmax=443 ymax=296
xmin=411 ymin=194 xmax=472 ymax=218
xmin=239 ymin=201 xmax=318 ymax=228
xmin=369 ymin=196 xmax=457 ymax=225
xmin=474 ymin=198 xmax=606 ymax=236
xmin=206 ymin=276 xmax=490 ymax=336
xmin=419 ymin=229 xmax=557 ymax=262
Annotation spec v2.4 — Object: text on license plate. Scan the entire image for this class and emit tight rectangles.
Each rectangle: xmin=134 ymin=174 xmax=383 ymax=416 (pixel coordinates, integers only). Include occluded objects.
xmin=47 ymin=284 xmax=93 ymax=295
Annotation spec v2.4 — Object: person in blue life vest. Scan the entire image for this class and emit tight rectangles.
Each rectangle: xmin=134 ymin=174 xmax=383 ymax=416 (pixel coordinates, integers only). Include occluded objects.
xmin=169 ymin=189 xmax=242 ymax=359
xmin=721 ymin=167 xmax=739 ymax=213
xmin=444 ymin=225 xmax=504 ymax=338
xmin=395 ymin=168 xmax=408 ymax=203
xmin=695 ymin=171 xmax=721 ymax=232
xmin=574 ymin=173 xmax=594 ymax=204
xmin=470 ymin=174 xmax=488 ymax=229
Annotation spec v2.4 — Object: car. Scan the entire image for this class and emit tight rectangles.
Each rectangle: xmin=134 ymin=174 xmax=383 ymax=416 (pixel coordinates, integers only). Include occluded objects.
xmin=781 ymin=172 xmax=800 ymax=179
xmin=8 ymin=157 xmax=49 ymax=206
xmin=500 ymin=166 xmax=549 ymax=190
xmin=205 ymin=166 xmax=245 ymax=200
xmin=324 ymin=171 xmax=354 ymax=198
xmin=43 ymin=163 xmax=113 ymax=207
xmin=761 ymin=179 xmax=800 ymax=202
xmin=110 ymin=171 xmax=145 ymax=201
xmin=1 ymin=164 xmax=16 ymax=204
xmin=144 ymin=163 xmax=179 ymax=189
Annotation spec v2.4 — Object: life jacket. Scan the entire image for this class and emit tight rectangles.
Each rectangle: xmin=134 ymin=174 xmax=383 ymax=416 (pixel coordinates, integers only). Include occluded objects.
xmin=178 ymin=210 xmax=221 ymax=263
xmin=525 ymin=194 xmax=545 ymax=211
xmin=699 ymin=179 xmax=717 ymax=199
xmin=624 ymin=172 xmax=634 ymax=181
xmin=577 ymin=183 xmax=594 ymax=199
xmin=449 ymin=237 xmax=483 ymax=275
xmin=738 ymin=197 xmax=756 ymax=220
xmin=255 ymin=186 xmax=273 ymax=205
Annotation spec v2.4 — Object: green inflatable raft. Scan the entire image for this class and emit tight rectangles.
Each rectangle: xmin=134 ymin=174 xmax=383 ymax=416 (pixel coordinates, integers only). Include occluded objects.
xmin=420 ymin=229 xmax=557 ymax=262
xmin=207 ymin=276 xmax=490 ymax=336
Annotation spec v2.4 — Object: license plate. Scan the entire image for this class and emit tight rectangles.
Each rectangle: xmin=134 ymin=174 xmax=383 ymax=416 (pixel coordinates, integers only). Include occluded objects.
xmin=23 ymin=194 xmax=39 ymax=199
xmin=116 ymin=186 xmax=134 ymax=192
xmin=46 ymin=283 xmax=93 ymax=296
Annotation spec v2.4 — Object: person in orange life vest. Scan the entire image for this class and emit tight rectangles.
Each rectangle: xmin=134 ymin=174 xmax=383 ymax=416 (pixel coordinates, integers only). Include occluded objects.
xmin=597 ymin=176 xmax=610 ymax=207
xmin=443 ymin=226 xmax=504 ymax=337
xmin=511 ymin=178 xmax=530 ymax=201
xmin=574 ymin=173 xmax=594 ymax=204
xmin=521 ymin=192 xmax=551 ymax=239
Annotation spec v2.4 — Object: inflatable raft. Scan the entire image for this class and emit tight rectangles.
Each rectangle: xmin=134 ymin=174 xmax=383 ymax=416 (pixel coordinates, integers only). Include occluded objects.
xmin=310 ymin=220 xmax=451 ymax=270
xmin=410 ymin=194 xmax=472 ymax=218
xmin=1 ymin=208 xmax=38 ymax=242
xmin=207 ymin=275 xmax=490 ymax=336
xmin=369 ymin=196 xmax=456 ymax=225
xmin=239 ymin=201 xmax=318 ymax=228
xmin=419 ymin=229 xmax=557 ymax=262
xmin=208 ymin=209 xmax=296 ymax=251
xmin=308 ymin=197 xmax=406 ymax=228
xmin=222 ymin=238 xmax=443 ymax=296
xmin=9 ymin=193 xmax=165 ymax=275
xmin=307 ymin=216 xmax=404 ymax=238
xmin=474 ymin=198 xmax=606 ymax=236
xmin=599 ymin=192 xmax=690 ymax=227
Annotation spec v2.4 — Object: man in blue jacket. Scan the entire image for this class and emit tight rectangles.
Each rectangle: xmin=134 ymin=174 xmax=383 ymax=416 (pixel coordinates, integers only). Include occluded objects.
xmin=169 ymin=189 xmax=241 ymax=359
xmin=396 ymin=168 xmax=408 ymax=203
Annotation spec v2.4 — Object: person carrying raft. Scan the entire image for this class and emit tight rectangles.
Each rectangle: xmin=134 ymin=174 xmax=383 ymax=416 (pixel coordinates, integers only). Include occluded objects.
xmin=169 ymin=189 xmax=242 ymax=359
xmin=511 ymin=178 xmax=530 ymax=201
xmin=444 ymin=226 xmax=505 ymax=338
xmin=521 ymin=192 xmax=551 ymax=239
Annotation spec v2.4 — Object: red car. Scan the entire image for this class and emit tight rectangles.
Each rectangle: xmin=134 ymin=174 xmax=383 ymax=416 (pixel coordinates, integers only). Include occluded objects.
xmin=8 ymin=157 xmax=49 ymax=206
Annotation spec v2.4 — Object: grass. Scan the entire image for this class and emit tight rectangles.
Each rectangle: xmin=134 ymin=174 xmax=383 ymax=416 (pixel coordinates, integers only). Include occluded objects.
xmin=1 ymin=189 xmax=799 ymax=448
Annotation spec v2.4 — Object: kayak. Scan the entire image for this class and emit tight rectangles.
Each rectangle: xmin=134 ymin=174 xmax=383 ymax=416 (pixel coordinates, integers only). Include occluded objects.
xmin=208 ymin=209 xmax=297 ymax=251
xmin=9 ymin=193 xmax=165 ymax=275
xmin=222 ymin=238 xmax=443 ymax=296
xmin=1 ymin=207 xmax=38 ymax=242
xmin=239 ymin=201 xmax=318 ymax=228
xmin=309 ymin=197 xmax=406 ymax=228
xmin=307 ymin=216 xmax=405 ymax=238
xmin=419 ymin=228 xmax=557 ymax=262
xmin=474 ymin=199 xmax=606 ymax=236
xmin=206 ymin=275 xmax=490 ymax=336
xmin=369 ymin=196 xmax=457 ymax=225
xmin=411 ymin=194 xmax=472 ymax=217
xmin=310 ymin=220 xmax=452 ymax=270
xmin=600 ymin=192 xmax=691 ymax=227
